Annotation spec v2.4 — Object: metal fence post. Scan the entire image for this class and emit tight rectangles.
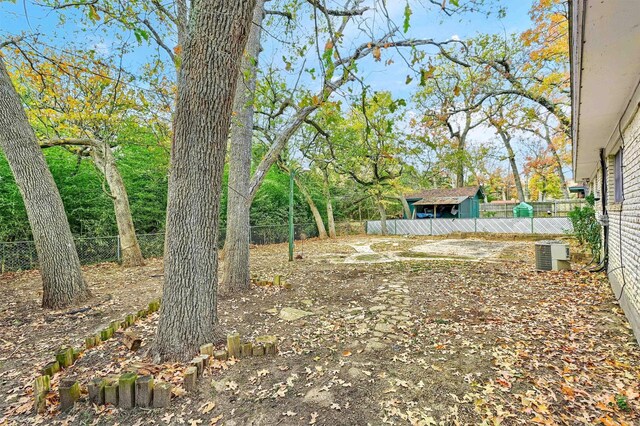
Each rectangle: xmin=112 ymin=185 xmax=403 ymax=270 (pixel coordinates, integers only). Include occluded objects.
xmin=474 ymin=217 xmax=477 ymax=233
xmin=531 ymin=217 xmax=534 ymax=234
xmin=394 ymin=220 xmax=397 ymax=235
xmin=430 ymin=217 xmax=433 ymax=236
xmin=116 ymin=235 xmax=121 ymax=262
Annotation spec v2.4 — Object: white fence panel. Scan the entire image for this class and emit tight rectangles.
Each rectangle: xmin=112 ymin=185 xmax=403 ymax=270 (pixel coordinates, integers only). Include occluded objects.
xmin=366 ymin=217 xmax=573 ymax=236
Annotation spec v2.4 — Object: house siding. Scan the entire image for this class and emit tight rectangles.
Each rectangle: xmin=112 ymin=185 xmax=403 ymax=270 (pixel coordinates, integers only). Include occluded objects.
xmin=594 ymin=108 xmax=640 ymax=343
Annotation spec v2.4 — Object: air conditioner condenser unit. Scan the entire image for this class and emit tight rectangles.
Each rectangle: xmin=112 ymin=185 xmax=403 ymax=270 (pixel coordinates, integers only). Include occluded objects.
xmin=535 ymin=240 xmax=570 ymax=271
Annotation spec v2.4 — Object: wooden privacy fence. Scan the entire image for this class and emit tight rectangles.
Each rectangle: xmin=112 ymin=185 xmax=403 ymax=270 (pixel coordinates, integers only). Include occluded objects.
xmin=480 ymin=200 xmax=586 ymax=218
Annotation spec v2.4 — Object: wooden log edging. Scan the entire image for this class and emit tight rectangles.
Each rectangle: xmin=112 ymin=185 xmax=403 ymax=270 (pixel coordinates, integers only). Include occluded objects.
xmin=252 ymin=275 xmax=292 ymax=289
xmin=35 ymin=303 xmax=284 ymax=414
xmin=33 ymin=298 xmax=162 ymax=414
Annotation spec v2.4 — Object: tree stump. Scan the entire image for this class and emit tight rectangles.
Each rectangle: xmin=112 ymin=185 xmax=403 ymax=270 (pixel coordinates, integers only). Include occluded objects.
xmin=200 ymin=343 xmax=214 ymax=356
xmin=183 ymin=366 xmax=197 ymax=392
xmin=125 ymin=314 xmax=136 ymax=327
xmin=118 ymin=372 xmax=137 ymax=409
xmin=41 ymin=361 xmax=60 ymax=377
xmin=256 ymin=335 xmax=277 ymax=355
xmin=213 ymin=350 xmax=228 ymax=361
xmin=88 ymin=378 xmax=105 ymax=405
xmin=153 ymin=382 xmax=172 ymax=408
xmin=241 ymin=342 xmax=253 ymax=358
xmin=104 ymin=378 xmax=119 ymax=405
xmin=190 ymin=357 xmax=204 ymax=377
xmin=123 ymin=331 xmax=142 ymax=351
xmin=227 ymin=333 xmax=241 ymax=359
xmin=252 ymin=344 xmax=265 ymax=356
xmin=85 ymin=336 xmax=96 ymax=349
xmin=55 ymin=347 xmax=74 ymax=368
xmin=59 ymin=379 xmax=80 ymax=412
xmin=199 ymin=354 xmax=211 ymax=369
xmin=34 ymin=375 xmax=50 ymax=414
xmin=135 ymin=375 xmax=154 ymax=408
xmin=148 ymin=300 xmax=160 ymax=313
xmin=100 ymin=328 xmax=112 ymax=342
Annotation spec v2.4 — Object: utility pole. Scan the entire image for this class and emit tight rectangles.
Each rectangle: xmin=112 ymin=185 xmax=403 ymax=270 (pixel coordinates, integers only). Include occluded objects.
xmin=289 ymin=169 xmax=295 ymax=261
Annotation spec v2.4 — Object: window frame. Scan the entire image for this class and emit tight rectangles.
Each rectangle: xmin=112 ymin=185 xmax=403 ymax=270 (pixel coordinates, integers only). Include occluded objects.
xmin=614 ymin=148 xmax=624 ymax=203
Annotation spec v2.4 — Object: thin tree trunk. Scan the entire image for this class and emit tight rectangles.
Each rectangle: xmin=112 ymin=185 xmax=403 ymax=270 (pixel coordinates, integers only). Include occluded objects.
xmin=220 ymin=0 xmax=265 ymax=295
xmin=295 ymin=175 xmax=328 ymax=239
xmin=154 ymin=0 xmax=255 ymax=362
xmin=322 ymin=168 xmax=336 ymax=238
xmin=499 ymin=134 xmax=525 ymax=203
xmin=492 ymin=120 xmax=526 ymax=203
xmin=0 ymin=57 xmax=90 ymax=309
xmin=376 ymin=194 xmax=387 ymax=235
xmin=91 ymin=143 xmax=144 ymax=267
xmin=398 ymin=195 xmax=411 ymax=219
xmin=544 ymin=133 xmax=570 ymax=198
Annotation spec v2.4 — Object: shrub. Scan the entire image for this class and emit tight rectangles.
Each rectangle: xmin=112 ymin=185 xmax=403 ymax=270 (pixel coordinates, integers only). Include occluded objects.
xmin=567 ymin=194 xmax=601 ymax=259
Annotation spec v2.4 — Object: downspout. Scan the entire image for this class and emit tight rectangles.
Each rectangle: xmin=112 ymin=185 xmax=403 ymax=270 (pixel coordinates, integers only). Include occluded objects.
xmin=591 ymin=148 xmax=608 ymax=272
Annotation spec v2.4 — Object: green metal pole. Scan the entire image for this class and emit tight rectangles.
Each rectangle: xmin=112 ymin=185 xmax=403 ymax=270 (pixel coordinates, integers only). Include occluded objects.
xmin=289 ymin=170 xmax=295 ymax=261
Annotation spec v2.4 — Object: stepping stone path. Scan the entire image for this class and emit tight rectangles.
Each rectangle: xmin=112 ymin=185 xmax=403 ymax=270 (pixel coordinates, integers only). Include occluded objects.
xmin=342 ymin=282 xmax=415 ymax=352
xmin=279 ymin=307 xmax=314 ymax=321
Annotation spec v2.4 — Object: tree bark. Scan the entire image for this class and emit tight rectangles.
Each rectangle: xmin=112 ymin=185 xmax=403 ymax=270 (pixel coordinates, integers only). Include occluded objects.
xmin=40 ymin=138 xmax=144 ymax=267
xmin=91 ymin=143 xmax=144 ymax=267
xmin=398 ymin=195 xmax=411 ymax=219
xmin=220 ymin=0 xmax=265 ymax=295
xmin=542 ymin=128 xmax=570 ymax=199
xmin=0 ymin=58 xmax=90 ymax=309
xmin=295 ymin=175 xmax=328 ymax=239
xmin=376 ymin=194 xmax=388 ymax=235
xmin=493 ymin=124 xmax=526 ymax=203
xmin=154 ymin=0 xmax=256 ymax=362
xmin=321 ymin=168 xmax=336 ymax=238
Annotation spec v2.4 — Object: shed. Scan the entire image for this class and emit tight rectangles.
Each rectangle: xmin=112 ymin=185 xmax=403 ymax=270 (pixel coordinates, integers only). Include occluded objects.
xmin=404 ymin=186 xmax=484 ymax=219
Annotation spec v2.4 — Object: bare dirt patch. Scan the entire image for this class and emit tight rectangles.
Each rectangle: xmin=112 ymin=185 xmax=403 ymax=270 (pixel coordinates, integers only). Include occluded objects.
xmin=0 ymin=235 xmax=638 ymax=425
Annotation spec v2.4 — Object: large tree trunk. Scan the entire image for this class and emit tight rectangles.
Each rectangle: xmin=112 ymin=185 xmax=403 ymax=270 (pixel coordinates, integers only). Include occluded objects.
xmin=295 ymin=175 xmax=328 ymax=239
xmin=0 ymin=58 xmax=90 ymax=309
xmin=91 ymin=143 xmax=144 ymax=267
xmin=154 ymin=0 xmax=255 ymax=362
xmin=220 ymin=0 xmax=265 ymax=295
xmin=322 ymin=168 xmax=336 ymax=238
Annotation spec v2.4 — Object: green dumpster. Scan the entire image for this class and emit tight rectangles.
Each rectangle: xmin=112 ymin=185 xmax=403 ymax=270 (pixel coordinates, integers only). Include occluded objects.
xmin=513 ymin=202 xmax=534 ymax=218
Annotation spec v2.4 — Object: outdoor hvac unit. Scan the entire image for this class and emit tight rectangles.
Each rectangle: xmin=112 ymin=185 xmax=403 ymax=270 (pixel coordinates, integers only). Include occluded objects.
xmin=535 ymin=240 xmax=570 ymax=271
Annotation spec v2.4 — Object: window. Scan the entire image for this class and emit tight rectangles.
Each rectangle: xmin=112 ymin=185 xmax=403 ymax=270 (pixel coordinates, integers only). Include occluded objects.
xmin=614 ymin=149 xmax=624 ymax=203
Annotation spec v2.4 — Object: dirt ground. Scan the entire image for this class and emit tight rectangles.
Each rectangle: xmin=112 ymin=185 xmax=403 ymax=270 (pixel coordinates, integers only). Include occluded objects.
xmin=1 ymin=235 xmax=639 ymax=425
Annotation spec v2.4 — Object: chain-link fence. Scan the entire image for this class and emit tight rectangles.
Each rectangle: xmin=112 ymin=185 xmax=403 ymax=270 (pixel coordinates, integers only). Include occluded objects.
xmin=0 ymin=222 xmax=365 ymax=273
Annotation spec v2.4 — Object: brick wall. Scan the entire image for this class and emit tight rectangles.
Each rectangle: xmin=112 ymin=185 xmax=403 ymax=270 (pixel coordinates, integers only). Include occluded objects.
xmin=602 ymin=108 xmax=640 ymax=343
